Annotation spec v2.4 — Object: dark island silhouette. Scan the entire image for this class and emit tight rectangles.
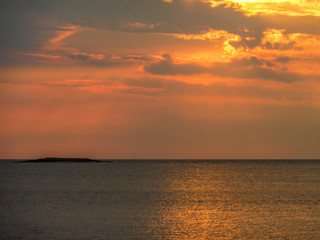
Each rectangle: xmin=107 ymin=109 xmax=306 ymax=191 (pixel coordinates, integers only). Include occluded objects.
xmin=23 ymin=157 xmax=103 ymax=163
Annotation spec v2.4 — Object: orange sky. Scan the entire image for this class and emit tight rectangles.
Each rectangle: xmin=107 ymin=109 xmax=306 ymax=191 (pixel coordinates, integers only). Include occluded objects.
xmin=1 ymin=0 xmax=320 ymax=159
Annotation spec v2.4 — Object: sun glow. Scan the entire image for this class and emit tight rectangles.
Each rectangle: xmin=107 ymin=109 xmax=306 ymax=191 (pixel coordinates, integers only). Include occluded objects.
xmin=172 ymin=29 xmax=242 ymax=60
xmin=207 ymin=0 xmax=320 ymax=16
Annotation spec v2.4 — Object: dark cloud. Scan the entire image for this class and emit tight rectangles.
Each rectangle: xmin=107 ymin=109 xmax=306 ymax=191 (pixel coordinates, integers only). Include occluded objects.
xmin=276 ymin=56 xmax=292 ymax=63
xmin=263 ymin=41 xmax=296 ymax=51
xmin=231 ymin=57 xmax=264 ymax=67
xmin=145 ymin=54 xmax=303 ymax=82
xmin=265 ymin=61 xmax=275 ymax=67
xmin=1 ymin=0 xmax=320 ymax=57
xmin=145 ymin=54 xmax=206 ymax=75
xmin=242 ymin=66 xmax=302 ymax=82
xmin=67 ymin=53 xmax=131 ymax=67
xmin=120 ymin=55 xmax=155 ymax=62
xmin=232 ymin=57 xmax=277 ymax=68
xmin=66 ymin=52 xmax=155 ymax=67
xmin=0 ymin=0 xmax=264 ymax=52
xmin=261 ymin=15 xmax=320 ymax=35
xmin=68 ymin=53 xmax=91 ymax=61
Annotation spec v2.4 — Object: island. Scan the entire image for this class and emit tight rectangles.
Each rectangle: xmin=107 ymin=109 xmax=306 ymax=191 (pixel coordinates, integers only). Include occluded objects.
xmin=22 ymin=157 xmax=103 ymax=163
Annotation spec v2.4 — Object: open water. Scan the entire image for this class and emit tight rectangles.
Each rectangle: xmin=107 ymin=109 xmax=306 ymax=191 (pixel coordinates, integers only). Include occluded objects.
xmin=0 ymin=160 xmax=319 ymax=239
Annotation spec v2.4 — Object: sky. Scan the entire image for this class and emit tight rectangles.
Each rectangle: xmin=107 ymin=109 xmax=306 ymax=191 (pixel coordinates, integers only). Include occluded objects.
xmin=0 ymin=0 xmax=320 ymax=159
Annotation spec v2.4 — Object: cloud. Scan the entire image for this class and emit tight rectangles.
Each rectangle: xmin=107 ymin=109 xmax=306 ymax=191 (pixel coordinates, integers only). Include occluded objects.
xmin=0 ymin=0 xmax=264 ymax=52
xmin=2 ymin=0 xmax=320 ymax=56
xmin=145 ymin=54 xmax=303 ymax=82
xmin=67 ymin=53 xmax=127 ymax=67
xmin=66 ymin=52 xmax=156 ymax=67
xmin=120 ymin=55 xmax=155 ymax=62
xmin=261 ymin=15 xmax=320 ymax=35
xmin=123 ymin=76 xmax=313 ymax=103
xmin=145 ymin=54 xmax=206 ymax=75
xmin=263 ymin=41 xmax=297 ymax=51
xmin=231 ymin=57 xmax=264 ymax=67
xmin=276 ymin=56 xmax=292 ymax=63
xmin=68 ymin=53 xmax=92 ymax=62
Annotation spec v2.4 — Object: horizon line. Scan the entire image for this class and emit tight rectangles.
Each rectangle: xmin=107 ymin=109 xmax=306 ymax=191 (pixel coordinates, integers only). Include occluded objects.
xmin=1 ymin=158 xmax=320 ymax=161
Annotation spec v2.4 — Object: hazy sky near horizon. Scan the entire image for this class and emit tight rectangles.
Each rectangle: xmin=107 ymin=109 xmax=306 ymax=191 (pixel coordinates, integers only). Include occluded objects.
xmin=1 ymin=0 xmax=320 ymax=159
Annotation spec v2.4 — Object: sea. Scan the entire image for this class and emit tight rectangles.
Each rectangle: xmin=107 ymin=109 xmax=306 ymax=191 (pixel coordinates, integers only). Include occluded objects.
xmin=0 ymin=160 xmax=319 ymax=240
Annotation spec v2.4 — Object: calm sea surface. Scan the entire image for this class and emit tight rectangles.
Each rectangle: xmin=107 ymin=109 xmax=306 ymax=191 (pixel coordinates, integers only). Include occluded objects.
xmin=0 ymin=160 xmax=319 ymax=239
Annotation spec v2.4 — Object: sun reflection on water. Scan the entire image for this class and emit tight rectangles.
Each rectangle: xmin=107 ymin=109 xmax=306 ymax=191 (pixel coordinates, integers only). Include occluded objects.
xmin=142 ymin=162 xmax=320 ymax=239
xmin=144 ymin=164 xmax=236 ymax=239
